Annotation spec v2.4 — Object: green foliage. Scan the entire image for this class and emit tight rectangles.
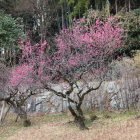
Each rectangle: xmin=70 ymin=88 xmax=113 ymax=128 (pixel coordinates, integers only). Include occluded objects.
xmin=59 ymin=0 xmax=66 ymax=4
xmin=0 ymin=10 xmax=24 ymax=50
xmin=116 ymin=8 xmax=140 ymax=56
xmin=59 ymin=0 xmax=91 ymax=18
xmin=59 ymin=0 xmax=108 ymax=19
xmin=69 ymin=0 xmax=90 ymax=18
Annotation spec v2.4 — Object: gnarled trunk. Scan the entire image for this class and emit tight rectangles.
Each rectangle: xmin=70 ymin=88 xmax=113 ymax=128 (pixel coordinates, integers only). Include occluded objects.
xmin=15 ymin=106 xmax=31 ymax=127
xmin=68 ymin=104 xmax=88 ymax=130
xmin=74 ymin=116 xmax=88 ymax=130
xmin=6 ymin=99 xmax=31 ymax=127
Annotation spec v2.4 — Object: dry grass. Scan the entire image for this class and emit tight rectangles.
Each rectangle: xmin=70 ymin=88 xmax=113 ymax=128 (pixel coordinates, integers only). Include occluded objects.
xmin=123 ymin=50 xmax=140 ymax=75
xmin=1 ymin=111 xmax=140 ymax=140
xmin=133 ymin=50 xmax=140 ymax=67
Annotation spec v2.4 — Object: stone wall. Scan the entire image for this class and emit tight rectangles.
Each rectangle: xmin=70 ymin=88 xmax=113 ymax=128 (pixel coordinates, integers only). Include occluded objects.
xmin=25 ymin=78 xmax=140 ymax=113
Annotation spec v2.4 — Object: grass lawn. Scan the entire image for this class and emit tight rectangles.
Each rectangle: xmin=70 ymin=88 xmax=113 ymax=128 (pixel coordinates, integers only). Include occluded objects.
xmin=0 ymin=110 xmax=140 ymax=140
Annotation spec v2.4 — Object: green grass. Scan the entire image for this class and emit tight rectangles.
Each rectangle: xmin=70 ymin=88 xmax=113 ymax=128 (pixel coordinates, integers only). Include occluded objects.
xmin=0 ymin=110 xmax=140 ymax=139
xmin=110 ymin=111 xmax=134 ymax=119
xmin=46 ymin=113 xmax=68 ymax=118
xmin=85 ymin=118 xmax=94 ymax=127
xmin=83 ymin=109 xmax=139 ymax=120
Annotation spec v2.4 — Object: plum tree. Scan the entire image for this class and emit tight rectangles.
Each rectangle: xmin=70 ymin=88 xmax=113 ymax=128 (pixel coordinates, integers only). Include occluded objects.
xmin=9 ymin=16 xmax=124 ymax=129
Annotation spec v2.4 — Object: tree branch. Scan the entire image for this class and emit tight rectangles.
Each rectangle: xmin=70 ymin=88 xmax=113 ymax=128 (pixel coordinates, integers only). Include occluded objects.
xmin=81 ymin=81 xmax=103 ymax=101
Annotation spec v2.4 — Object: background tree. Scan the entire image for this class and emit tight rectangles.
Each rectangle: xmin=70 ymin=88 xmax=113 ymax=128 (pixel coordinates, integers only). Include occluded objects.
xmin=114 ymin=8 xmax=140 ymax=56
xmin=0 ymin=10 xmax=25 ymax=66
xmin=0 ymin=0 xmax=139 ymax=58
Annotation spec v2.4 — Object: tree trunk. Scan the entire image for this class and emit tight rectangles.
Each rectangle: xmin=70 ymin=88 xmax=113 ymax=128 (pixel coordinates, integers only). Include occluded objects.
xmin=0 ymin=101 xmax=5 ymax=125
xmin=76 ymin=105 xmax=88 ymax=130
xmin=15 ymin=106 xmax=31 ymax=127
xmin=128 ymin=0 xmax=131 ymax=12
xmin=68 ymin=104 xmax=88 ymax=130
xmin=115 ymin=0 xmax=118 ymax=14
xmin=74 ymin=116 xmax=88 ymax=130
xmin=5 ymin=99 xmax=31 ymax=127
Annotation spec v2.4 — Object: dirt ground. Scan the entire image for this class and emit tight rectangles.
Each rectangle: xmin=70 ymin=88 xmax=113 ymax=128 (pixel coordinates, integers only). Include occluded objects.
xmin=1 ymin=111 xmax=140 ymax=140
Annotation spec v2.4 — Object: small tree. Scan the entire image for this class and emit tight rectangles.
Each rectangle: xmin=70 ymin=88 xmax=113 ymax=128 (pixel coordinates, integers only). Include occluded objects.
xmin=1 ymin=87 xmax=34 ymax=127
xmin=0 ymin=62 xmax=34 ymax=126
xmin=9 ymin=16 xmax=124 ymax=130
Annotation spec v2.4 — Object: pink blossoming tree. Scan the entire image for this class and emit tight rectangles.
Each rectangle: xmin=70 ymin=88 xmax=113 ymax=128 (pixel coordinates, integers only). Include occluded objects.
xmin=9 ymin=17 xmax=124 ymax=129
